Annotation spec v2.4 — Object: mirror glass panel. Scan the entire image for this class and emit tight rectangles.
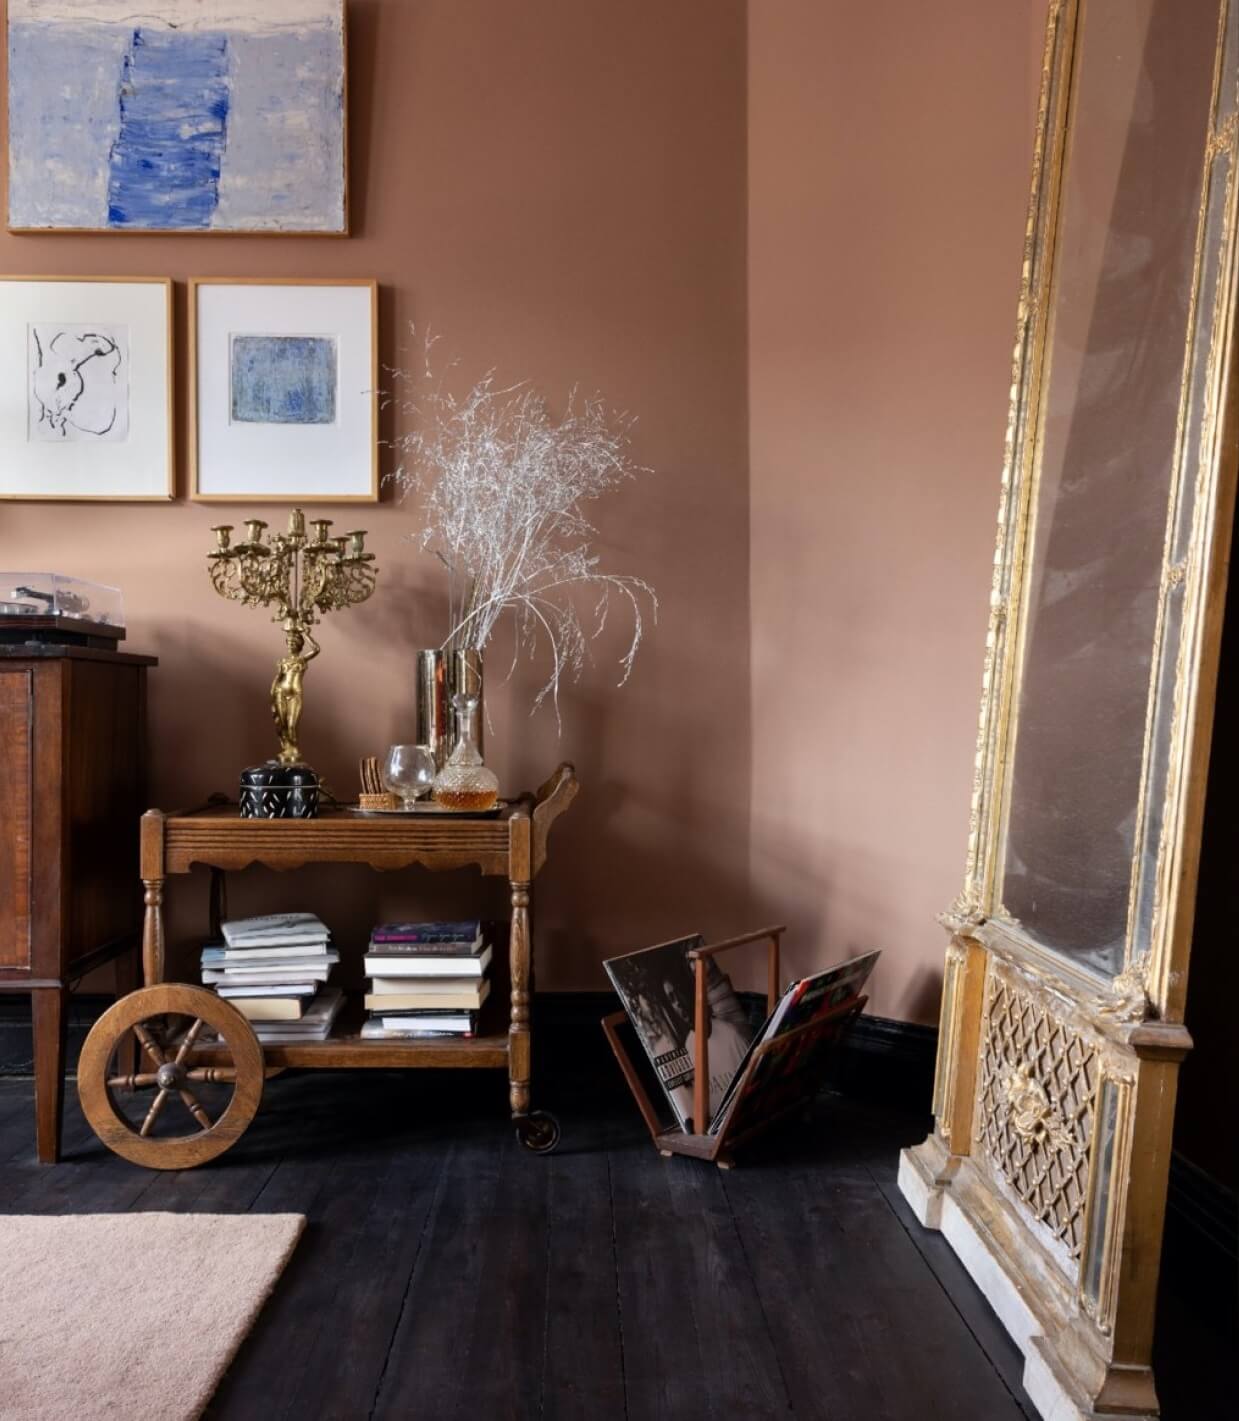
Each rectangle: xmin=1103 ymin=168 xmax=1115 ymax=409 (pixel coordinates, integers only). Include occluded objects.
xmin=1000 ymin=0 xmax=1221 ymax=976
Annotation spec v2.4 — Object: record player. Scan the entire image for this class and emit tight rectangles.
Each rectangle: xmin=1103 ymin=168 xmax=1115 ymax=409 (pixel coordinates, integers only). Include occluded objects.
xmin=0 ymin=572 xmax=125 ymax=648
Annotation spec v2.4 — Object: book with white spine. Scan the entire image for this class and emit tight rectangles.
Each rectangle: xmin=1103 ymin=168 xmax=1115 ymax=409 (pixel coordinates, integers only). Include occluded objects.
xmin=217 ymin=982 xmax=318 ymax=999
xmin=220 ymin=913 xmax=330 ymax=948
xmin=205 ymin=943 xmax=333 ymax=962
xmin=363 ymin=944 xmax=491 ymax=979
xmin=363 ymin=979 xmax=490 ymax=1012
xmin=203 ymin=968 xmax=334 ymax=987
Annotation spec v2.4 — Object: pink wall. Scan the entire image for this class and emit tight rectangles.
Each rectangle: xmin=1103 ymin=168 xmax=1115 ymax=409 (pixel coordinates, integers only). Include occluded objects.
xmin=1 ymin=0 xmax=1050 ymax=1016
xmin=747 ymin=0 xmax=1045 ymax=1021
xmin=0 ymin=0 xmax=752 ymax=988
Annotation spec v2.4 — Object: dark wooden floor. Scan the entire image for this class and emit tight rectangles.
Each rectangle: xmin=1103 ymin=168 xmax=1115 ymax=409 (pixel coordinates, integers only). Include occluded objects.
xmin=0 ymin=1069 xmax=1226 ymax=1420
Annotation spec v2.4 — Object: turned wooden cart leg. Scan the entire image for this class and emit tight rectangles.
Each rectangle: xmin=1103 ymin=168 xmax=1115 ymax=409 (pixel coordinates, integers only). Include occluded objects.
xmin=509 ymin=878 xmax=531 ymax=1118
xmin=509 ymin=877 xmax=561 ymax=1155
xmin=140 ymin=810 xmax=167 ymax=990
xmin=32 ymin=984 xmax=68 ymax=1164
xmin=142 ymin=878 xmax=166 ymax=989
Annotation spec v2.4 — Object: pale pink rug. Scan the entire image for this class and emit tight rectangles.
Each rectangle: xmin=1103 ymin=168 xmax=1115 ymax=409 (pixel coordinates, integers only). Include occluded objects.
xmin=0 ymin=1212 xmax=304 ymax=1420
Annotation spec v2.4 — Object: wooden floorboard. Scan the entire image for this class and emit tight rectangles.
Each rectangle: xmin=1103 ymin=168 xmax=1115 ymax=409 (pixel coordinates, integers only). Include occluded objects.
xmin=0 ymin=1076 xmax=1225 ymax=1420
xmin=874 ymin=1175 xmax=1035 ymax=1415
xmin=371 ymin=1121 xmax=548 ymax=1420
xmin=723 ymin=1146 xmax=1032 ymax=1421
xmin=542 ymin=1114 xmax=628 ymax=1421
xmin=202 ymin=1153 xmax=346 ymax=1421
xmin=611 ymin=1136 xmax=792 ymax=1420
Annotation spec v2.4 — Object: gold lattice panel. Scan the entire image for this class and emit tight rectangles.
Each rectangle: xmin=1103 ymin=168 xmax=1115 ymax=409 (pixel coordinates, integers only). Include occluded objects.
xmin=976 ymin=970 xmax=1098 ymax=1261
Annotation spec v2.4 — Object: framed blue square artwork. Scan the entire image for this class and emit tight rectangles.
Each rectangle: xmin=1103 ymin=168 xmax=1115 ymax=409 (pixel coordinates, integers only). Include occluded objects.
xmin=231 ymin=336 xmax=338 ymax=427
xmin=191 ymin=279 xmax=376 ymax=502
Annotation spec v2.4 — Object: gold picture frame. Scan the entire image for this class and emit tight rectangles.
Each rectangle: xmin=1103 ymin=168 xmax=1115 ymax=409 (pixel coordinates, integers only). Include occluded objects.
xmin=188 ymin=277 xmax=379 ymax=504
xmin=0 ymin=274 xmax=174 ymax=502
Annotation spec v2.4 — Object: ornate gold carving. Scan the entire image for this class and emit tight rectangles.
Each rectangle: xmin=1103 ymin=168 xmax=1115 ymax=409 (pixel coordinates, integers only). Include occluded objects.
xmin=940 ymin=891 xmax=985 ymax=935
xmin=1205 ymin=111 xmax=1238 ymax=163
xmin=978 ymin=970 xmax=1098 ymax=1261
xmin=1096 ymin=954 xmax=1152 ymax=1023
xmin=1002 ymin=1062 xmax=1073 ymax=1152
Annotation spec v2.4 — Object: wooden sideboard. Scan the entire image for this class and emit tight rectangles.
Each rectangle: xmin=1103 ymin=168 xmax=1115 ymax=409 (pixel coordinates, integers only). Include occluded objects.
xmin=0 ymin=644 xmax=156 ymax=1162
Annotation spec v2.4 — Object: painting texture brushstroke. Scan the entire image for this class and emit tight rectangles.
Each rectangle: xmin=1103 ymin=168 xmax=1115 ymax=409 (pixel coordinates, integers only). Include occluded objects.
xmin=7 ymin=22 xmax=130 ymax=228
xmin=6 ymin=1 xmax=345 ymax=232
xmin=107 ymin=29 xmax=230 ymax=230
xmin=231 ymin=336 xmax=338 ymax=426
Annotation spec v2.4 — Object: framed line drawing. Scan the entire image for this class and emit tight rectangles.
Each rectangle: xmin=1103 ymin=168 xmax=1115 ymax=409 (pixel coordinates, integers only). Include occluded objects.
xmin=0 ymin=276 xmax=173 ymax=501
xmin=190 ymin=278 xmax=378 ymax=503
xmin=6 ymin=0 xmax=348 ymax=235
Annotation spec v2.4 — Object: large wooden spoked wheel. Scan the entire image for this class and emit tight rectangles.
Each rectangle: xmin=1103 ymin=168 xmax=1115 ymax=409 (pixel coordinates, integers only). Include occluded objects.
xmin=78 ymin=984 xmax=265 ymax=1170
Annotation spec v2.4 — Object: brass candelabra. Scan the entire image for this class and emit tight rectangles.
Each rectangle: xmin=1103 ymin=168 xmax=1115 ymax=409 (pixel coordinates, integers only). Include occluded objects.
xmin=208 ymin=509 xmax=378 ymax=768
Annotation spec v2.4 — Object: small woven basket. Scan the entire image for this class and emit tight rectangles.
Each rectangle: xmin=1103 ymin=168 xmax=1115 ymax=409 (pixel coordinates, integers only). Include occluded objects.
xmin=358 ymin=791 xmax=398 ymax=812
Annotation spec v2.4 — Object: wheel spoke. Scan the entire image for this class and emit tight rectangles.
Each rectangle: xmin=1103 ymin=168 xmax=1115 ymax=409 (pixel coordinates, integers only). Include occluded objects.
xmin=175 ymin=1018 xmax=206 ymax=1066
xmin=186 ymin=1067 xmax=237 ymax=1084
xmin=139 ymin=1088 xmax=171 ymax=1137
xmin=177 ymin=1087 xmax=214 ymax=1131
xmin=107 ymin=1072 xmax=158 ymax=1090
xmin=133 ymin=1022 xmax=167 ymax=1067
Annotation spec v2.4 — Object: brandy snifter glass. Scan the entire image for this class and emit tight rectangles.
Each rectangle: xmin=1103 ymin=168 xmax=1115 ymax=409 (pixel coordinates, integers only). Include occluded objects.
xmin=382 ymin=744 xmax=437 ymax=808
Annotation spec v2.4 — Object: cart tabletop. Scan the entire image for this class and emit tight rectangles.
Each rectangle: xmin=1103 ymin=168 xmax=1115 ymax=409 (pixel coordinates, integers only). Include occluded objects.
xmin=143 ymin=763 xmax=578 ymax=880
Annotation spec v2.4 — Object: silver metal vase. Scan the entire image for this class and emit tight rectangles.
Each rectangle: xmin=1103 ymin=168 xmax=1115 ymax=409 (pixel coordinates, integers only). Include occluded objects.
xmin=414 ymin=648 xmax=484 ymax=767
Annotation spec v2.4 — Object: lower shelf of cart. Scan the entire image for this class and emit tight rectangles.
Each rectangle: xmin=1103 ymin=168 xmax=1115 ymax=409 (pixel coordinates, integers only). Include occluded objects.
xmin=268 ymin=1033 xmax=509 ymax=1069
xmin=195 ymin=1032 xmax=511 ymax=1070
xmin=191 ymin=1000 xmax=512 ymax=1070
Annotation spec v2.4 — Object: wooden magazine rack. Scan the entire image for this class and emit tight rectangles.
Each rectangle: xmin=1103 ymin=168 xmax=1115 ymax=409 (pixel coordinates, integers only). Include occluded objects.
xmin=602 ymin=926 xmax=867 ymax=1168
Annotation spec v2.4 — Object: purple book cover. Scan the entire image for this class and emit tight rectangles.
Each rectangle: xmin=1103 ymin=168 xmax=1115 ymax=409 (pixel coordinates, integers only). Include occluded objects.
xmin=370 ymin=921 xmax=482 ymax=946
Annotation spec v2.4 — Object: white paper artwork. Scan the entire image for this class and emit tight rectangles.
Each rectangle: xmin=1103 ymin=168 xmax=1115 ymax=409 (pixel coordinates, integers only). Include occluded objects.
xmin=28 ymin=324 xmax=130 ymax=442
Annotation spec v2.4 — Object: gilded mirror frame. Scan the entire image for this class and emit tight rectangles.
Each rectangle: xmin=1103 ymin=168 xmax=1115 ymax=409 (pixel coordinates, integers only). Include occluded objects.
xmin=903 ymin=4 xmax=1239 ymax=1418
xmin=944 ymin=0 xmax=1239 ymax=1023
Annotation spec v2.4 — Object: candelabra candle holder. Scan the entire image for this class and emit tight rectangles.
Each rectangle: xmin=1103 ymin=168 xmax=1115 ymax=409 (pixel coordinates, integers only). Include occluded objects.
xmin=207 ymin=508 xmax=378 ymax=817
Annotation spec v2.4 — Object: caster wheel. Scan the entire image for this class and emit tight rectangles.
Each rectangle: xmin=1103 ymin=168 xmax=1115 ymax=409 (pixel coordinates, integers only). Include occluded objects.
xmin=515 ymin=1110 xmax=561 ymax=1155
xmin=78 ymin=983 xmax=265 ymax=1170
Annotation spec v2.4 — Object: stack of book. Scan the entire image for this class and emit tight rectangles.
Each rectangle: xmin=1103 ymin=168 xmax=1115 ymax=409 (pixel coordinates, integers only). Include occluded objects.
xmin=202 ymin=912 xmax=344 ymax=1044
xmin=359 ymin=920 xmax=491 ymax=1039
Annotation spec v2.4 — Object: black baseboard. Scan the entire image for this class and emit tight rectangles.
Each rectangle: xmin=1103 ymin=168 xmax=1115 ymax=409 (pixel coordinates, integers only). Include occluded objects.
xmin=3 ymin=986 xmax=1231 ymax=1303
xmin=0 ymin=992 xmax=111 ymax=1077
xmin=529 ymin=990 xmax=940 ymax=1109
xmin=823 ymin=1011 xmax=938 ymax=1110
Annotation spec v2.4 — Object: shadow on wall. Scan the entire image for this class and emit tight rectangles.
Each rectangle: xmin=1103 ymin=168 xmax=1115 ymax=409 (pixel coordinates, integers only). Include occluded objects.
xmin=501 ymin=663 xmax=754 ymax=988
xmin=746 ymin=810 xmax=946 ymax=1020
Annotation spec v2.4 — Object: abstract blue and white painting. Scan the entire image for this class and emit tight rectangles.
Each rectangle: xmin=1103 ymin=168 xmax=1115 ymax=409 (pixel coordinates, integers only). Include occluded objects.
xmin=7 ymin=1 xmax=346 ymax=233
xmin=230 ymin=335 xmax=337 ymax=425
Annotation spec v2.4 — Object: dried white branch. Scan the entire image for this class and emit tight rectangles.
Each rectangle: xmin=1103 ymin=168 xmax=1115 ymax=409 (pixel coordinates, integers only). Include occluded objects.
xmin=386 ymin=330 xmax=658 ymax=725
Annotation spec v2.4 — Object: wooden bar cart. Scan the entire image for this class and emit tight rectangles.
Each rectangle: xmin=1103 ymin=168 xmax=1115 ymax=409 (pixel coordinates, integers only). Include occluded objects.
xmin=76 ymin=765 xmax=577 ymax=1169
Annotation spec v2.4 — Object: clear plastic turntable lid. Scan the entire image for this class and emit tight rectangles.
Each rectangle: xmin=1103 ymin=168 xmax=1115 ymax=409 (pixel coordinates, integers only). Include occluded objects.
xmin=0 ymin=572 xmax=124 ymax=627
